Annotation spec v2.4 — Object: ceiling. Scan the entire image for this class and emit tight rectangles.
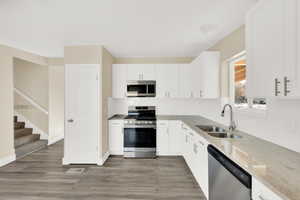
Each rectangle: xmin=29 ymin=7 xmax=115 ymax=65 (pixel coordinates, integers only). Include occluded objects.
xmin=0 ymin=0 xmax=257 ymax=57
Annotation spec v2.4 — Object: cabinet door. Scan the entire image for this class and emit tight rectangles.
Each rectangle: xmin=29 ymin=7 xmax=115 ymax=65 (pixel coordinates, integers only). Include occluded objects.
xmin=168 ymin=121 xmax=182 ymax=155
xmin=109 ymin=120 xmax=124 ymax=155
xmin=179 ymin=64 xmax=194 ymax=98
xmin=156 ymin=64 xmax=180 ymax=98
xmin=190 ymin=59 xmax=202 ymax=98
xmin=140 ymin=64 xmax=156 ymax=80
xmin=112 ymin=64 xmax=127 ymax=98
xmin=199 ymin=52 xmax=220 ymax=99
xmin=127 ymin=64 xmax=142 ymax=80
xmin=157 ymin=121 xmax=169 ymax=155
xmin=197 ymin=137 xmax=209 ymax=198
xmin=287 ymin=0 xmax=300 ymax=98
xmin=246 ymin=0 xmax=285 ymax=98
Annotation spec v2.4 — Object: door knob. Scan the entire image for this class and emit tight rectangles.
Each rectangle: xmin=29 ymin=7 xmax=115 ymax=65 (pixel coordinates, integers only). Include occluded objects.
xmin=67 ymin=119 xmax=74 ymax=123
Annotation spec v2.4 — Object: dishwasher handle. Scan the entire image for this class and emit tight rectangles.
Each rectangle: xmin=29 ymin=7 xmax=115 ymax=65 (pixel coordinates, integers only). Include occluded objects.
xmin=208 ymin=145 xmax=252 ymax=189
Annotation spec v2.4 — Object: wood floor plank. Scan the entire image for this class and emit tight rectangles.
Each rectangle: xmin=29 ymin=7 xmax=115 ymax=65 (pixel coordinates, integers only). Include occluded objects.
xmin=0 ymin=141 xmax=206 ymax=200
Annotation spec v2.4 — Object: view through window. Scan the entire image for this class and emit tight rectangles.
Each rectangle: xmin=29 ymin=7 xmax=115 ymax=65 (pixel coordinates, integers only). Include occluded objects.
xmin=232 ymin=58 xmax=266 ymax=109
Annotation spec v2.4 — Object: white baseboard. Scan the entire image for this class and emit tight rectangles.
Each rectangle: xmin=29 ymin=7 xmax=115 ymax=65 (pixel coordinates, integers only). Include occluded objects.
xmin=48 ymin=134 xmax=64 ymax=146
xmin=14 ymin=112 xmax=48 ymax=140
xmin=98 ymin=151 xmax=110 ymax=166
xmin=0 ymin=154 xmax=16 ymax=167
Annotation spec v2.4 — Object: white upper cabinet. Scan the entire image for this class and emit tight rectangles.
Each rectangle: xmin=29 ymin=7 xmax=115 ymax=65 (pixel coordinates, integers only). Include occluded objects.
xmin=156 ymin=64 xmax=180 ymax=98
xmin=192 ymin=51 xmax=220 ymax=98
xmin=179 ymin=64 xmax=194 ymax=98
xmin=112 ymin=64 xmax=127 ymax=98
xmin=127 ymin=64 xmax=156 ymax=81
xmin=246 ymin=0 xmax=300 ymax=98
xmin=180 ymin=51 xmax=220 ymax=99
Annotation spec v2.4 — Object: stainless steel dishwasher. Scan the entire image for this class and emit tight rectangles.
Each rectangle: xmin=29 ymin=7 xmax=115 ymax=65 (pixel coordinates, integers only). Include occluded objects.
xmin=208 ymin=145 xmax=251 ymax=200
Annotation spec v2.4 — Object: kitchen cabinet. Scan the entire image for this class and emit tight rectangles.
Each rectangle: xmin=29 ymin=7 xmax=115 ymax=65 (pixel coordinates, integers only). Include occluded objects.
xmin=127 ymin=64 xmax=156 ymax=81
xmin=157 ymin=121 xmax=169 ymax=155
xmin=192 ymin=134 xmax=209 ymax=198
xmin=156 ymin=64 xmax=180 ymax=98
xmin=168 ymin=121 xmax=182 ymax=155
xmin=180 ymin=51 xmax=220 ymax=99
xmin=112 ymin=64 xmax=127 ymax=98
xmin=252 ymin=177 xmax=283 ymax=200
xmin=157 ymin=120 xmax=182 ymax=156
xmin=246 ymin=0 xmax=300 ymax=98
xmin=195 ymin=51 xmax=220 ymax=98
xmin=109 ymin=120 xmax=124 ymax=155
xmin=179 ymin=64 xmax=194 ymax=98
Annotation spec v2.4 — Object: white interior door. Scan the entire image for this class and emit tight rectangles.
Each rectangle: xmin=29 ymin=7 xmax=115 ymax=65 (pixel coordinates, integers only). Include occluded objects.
xmin=64 ymin=64 xmax=99 ymax=164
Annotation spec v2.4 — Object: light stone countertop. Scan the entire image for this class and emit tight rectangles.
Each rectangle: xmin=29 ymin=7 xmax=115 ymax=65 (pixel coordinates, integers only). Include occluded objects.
xmin=157 ymin=115 xmax=300 ymax=200
xmin=109 ymin=114 xmax=300 ymax=200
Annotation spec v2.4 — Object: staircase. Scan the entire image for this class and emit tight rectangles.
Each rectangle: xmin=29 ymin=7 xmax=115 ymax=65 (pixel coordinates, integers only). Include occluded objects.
xmin=14 ymin=116 xmax=47 ymax=159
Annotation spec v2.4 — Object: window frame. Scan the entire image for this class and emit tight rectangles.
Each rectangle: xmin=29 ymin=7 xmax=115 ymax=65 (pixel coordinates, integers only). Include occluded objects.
xmin=228 ymin=51 xmax=267 ymax=116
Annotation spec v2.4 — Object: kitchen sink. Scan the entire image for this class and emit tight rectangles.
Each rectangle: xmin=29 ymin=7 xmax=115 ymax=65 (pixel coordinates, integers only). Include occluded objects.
xmin=196 ymin=125 xmax=242 ymax=139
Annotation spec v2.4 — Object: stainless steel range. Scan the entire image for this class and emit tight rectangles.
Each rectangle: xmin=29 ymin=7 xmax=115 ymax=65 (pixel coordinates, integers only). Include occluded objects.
xmin=123 ymin=106 xmax=156 ymax=158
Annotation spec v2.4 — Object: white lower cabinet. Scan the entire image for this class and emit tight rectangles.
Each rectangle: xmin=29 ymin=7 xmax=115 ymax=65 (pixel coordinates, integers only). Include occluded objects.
xmin=109 ymin=120 xmax=124 ymax=155
xmin=157 ymin=121 xmax=169 ymax=156
xmin=252 ymin=178 xmax=283 ymax=200
xmin=157 ymin=120 xmax=183 ymax=156
xmin=192 ymin=135 xmax=209 ymax=198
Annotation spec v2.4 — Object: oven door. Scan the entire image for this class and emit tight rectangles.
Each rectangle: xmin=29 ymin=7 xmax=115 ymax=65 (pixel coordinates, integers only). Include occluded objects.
xmin=124 ymin=125 xmax=156 ymax=157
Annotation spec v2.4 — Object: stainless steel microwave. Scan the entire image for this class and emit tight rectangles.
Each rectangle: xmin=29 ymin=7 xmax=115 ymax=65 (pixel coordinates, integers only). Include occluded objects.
xmin=126 ymin=80 xmax=156 ymax=97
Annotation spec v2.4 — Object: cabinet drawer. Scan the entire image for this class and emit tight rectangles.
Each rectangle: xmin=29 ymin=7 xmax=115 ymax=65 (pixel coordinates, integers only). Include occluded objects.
xmin=252 ymin=178 xmax=283 ymax=200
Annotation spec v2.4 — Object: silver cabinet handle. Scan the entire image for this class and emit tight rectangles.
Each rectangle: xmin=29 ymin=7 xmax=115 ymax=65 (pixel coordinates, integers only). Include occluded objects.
xmin=200 ymin=90 xmax=203 ymax=97
xmin=67 ymin=119 xmax=74 ymax=123
xmin=275 ymin=78 xmax=281 ymax=96
xmin=284 ymin=76 xmax=291 ymax=96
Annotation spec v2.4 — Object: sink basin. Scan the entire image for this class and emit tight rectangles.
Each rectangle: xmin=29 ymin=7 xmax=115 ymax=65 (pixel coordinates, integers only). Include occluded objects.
xmin=196 ymin=125 xmax=242 ymax=139
xmin=196 ymin=125 xmax=226 ymax=133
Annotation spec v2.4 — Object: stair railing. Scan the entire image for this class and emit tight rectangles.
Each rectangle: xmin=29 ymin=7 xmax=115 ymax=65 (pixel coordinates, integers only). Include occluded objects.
xmin=14 ymin=88 xmax=49 ymax=115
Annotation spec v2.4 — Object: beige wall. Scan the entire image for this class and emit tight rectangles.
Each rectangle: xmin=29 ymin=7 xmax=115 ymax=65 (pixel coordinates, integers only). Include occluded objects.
xmin=0 ymin=45 xmax=48 ymax=161
xmin=48 ymin=65 xmax=65 ymax=144
xmin=209 ymin=25 xmax=245 ymax=97
xmin=114 ymin=57 xmax=194 ymax=64
xmin=0 ymin=50 xmax=14 ymax=159
xmin=14 ymin=58 xmax=49 ymax=109
xmin=101 ymin=48 xmax=114 ymax=157
xmin=64 ymin=45 xmax=102 ymax=64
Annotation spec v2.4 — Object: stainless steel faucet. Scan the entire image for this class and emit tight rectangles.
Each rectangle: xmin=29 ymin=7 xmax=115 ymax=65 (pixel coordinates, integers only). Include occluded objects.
xmin=221 ymin=104 xmax=236 ymax=132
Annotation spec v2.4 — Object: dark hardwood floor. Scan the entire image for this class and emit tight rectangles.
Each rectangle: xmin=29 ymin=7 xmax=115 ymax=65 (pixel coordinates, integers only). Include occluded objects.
xmin=0 ymin=141 xmax=206 ymax=200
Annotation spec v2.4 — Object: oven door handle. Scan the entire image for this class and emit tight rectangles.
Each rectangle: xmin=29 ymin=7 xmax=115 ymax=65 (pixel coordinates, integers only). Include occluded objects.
xmin=124 ymin=125 xmax=156 ymax=129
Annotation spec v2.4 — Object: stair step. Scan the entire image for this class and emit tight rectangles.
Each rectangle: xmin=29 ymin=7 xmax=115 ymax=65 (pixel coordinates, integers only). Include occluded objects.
xmin=15 ymin=140 xmax=47 ymax=159
xmin=14 ymin=116 xmax=17 ymax=123
xmin=14 ymin=122 xmax=25 ymax=129
xmin=14 ymin=128 xmax=33 ymax=138
xmin=14 ymin=134 xmax=40 ymax=148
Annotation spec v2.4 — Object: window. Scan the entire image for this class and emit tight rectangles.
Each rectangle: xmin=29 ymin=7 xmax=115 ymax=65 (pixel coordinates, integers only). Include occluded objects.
xmin=229 ymin=53 xmax=266 ymax=110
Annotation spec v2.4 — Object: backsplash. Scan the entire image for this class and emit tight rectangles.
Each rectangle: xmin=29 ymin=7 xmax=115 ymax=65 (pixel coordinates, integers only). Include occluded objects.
xmin=109 ymin=98 xmax=300 ymax=153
